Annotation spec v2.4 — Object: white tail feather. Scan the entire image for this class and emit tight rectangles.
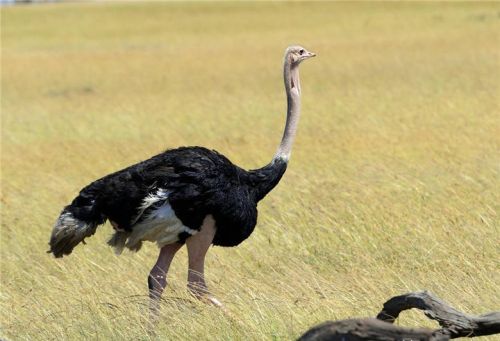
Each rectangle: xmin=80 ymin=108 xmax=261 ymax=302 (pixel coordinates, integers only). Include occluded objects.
xmin=49 ymin=211 xmax=98 ymax=257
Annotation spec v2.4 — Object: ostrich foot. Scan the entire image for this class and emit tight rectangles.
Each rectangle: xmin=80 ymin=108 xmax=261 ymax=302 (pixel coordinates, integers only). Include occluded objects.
xmin=188 ymin=279 xmax=225 ymax=310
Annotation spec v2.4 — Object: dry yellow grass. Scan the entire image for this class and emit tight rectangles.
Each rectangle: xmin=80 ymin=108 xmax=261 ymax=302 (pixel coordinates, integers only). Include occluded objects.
xmin=1 ymin=2 xmax=499 ymax=340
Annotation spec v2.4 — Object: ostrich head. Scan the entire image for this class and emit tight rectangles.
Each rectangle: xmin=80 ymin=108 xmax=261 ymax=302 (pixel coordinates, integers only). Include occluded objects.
xmin=285 ymin=45 xmax=316 ymax=65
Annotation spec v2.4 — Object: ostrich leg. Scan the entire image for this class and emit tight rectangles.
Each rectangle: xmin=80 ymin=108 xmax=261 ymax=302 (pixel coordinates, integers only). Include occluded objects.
xmin=148 ymin=242 xmax=183 ymax=314
xmin=185 ymin=215 xmax=222 ymax=307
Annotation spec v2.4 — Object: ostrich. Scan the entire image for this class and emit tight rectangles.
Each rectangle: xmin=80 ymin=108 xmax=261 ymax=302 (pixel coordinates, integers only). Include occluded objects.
xmin=49 ymin=45 xmax=316 ymax=309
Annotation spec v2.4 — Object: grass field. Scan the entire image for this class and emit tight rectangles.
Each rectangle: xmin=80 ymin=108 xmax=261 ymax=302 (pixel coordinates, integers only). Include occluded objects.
xmin=1 ymin=2 xmax=499 ymax=340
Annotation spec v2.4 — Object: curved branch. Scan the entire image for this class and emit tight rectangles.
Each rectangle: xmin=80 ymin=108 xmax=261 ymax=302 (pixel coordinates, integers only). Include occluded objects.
xmin=376 ymin=291 xmax=500 ymax=338
xmin=298 ymin=291 xmax=500 ymax=340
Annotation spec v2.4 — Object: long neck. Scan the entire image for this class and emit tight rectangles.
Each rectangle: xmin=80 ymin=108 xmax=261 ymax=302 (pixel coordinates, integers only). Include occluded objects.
xmin=248 ymin=56 xmax=300 ymax=201
xmin=274 ymin=56 xmax=301 ymax=162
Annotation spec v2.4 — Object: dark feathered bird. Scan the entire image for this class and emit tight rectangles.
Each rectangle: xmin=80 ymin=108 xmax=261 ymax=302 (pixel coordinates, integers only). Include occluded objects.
xmin=49 ymin=45 xmax=315 ymax=308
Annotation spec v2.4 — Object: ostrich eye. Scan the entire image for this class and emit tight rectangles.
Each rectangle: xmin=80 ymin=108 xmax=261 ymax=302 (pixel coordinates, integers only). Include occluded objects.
xmin=299 ymin=49 xmax=304 ymax=55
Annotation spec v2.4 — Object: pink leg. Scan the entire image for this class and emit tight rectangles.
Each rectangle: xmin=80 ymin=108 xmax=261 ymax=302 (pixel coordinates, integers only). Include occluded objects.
xmin=149 ymin=242 xmax=183 ymax=314
xmin=185 ymin=215 xmax=222 ymax=307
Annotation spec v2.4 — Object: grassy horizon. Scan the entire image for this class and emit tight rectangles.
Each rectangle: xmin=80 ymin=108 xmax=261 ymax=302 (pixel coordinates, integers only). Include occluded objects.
xmin=2 ymin=2 xmax=500 ymax=340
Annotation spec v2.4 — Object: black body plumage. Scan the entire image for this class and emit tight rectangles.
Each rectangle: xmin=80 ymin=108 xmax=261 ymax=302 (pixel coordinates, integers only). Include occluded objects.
xmin=50 ymin=146 xmax=287 ymax=257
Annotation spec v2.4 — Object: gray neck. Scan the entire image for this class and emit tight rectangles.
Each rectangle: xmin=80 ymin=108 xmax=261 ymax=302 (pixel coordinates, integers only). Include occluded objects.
xmin=274 ymin=57 xmax=301 ymax=162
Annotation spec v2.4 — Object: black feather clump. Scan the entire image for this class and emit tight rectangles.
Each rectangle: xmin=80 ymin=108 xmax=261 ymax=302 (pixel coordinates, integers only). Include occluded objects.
xmin=62 ymin=146 xmax=287 ymax=248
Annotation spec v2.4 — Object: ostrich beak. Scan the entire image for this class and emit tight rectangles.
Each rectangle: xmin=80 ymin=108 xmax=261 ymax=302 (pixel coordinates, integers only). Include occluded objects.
xmin=304 ymin=51 xmax=316 ymax=59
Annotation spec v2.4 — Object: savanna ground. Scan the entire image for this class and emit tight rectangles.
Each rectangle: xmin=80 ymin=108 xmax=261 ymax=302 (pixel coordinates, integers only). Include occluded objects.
xmin=1 ymin=2 xmax=499 ymax=340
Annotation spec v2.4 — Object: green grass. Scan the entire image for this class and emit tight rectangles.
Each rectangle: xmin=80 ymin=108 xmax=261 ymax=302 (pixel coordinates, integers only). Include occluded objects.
xmin=2 ymin=2 xmax=499 ymax=340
